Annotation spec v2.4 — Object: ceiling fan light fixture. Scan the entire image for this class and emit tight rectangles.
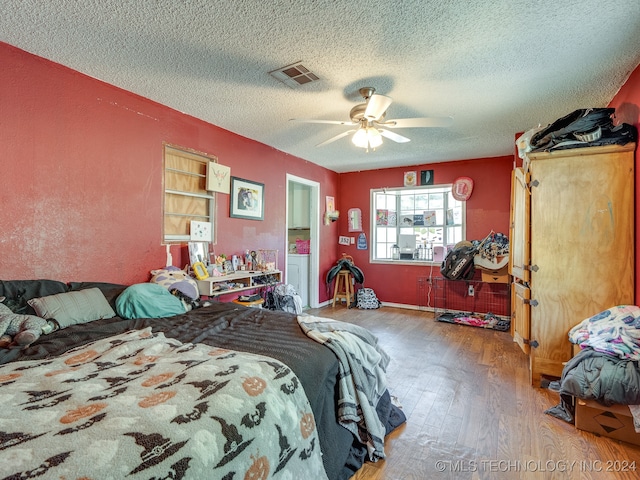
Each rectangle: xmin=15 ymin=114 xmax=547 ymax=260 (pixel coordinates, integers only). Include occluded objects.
xmin=296 ymin=86 xmax=453 ymax=149
xmin=354 ymin=127 xmax=382 ymax=149
xmin=352 ymin=127 xmax=383 ymax=149
xmin=367 ymin=128 xmax=383 ymax=148
xmin=351 ymin=128 xmax=368 ymax=148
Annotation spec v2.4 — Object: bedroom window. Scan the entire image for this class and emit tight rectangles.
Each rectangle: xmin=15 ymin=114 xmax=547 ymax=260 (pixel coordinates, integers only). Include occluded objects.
xmin=163 ymin=145 xmax=216 ymax=243
xmin=371 ymin=185 xmax=465 ymax=262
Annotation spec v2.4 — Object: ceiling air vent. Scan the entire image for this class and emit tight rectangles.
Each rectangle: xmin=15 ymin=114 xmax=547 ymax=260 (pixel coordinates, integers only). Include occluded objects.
xmin=269 ymin=62 xmax=319 ymax=88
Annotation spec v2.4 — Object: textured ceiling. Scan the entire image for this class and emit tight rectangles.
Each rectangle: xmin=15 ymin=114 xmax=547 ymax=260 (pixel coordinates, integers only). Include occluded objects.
xmin=2 ymin=0 xmax=640 ymax=172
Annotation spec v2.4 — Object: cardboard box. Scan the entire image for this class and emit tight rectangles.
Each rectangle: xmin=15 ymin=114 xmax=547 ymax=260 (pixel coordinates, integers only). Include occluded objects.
xmin=575 ymin=398 xmax=640 ymax=446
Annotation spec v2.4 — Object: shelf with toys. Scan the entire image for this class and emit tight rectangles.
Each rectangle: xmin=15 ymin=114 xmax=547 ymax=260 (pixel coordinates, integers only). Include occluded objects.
xmin=194 ymin=249 xmax=280 ymax=297
xmin=195 ymin=270 xmax=281 ymax=297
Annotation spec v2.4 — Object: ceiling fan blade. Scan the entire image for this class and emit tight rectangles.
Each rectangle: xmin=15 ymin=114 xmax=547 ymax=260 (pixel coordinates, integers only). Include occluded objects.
xmin=290 ymin=118 xmax=356 ymax=126
xmin=316 ymin=129 xmax=357 ymax=147
xmin=364 ymin=94 xmax=393 ymax=121
xmin=383 ymin=116 xmax=454 ymax=128
xmin=379 ymin=129 xmax=411 ymax=143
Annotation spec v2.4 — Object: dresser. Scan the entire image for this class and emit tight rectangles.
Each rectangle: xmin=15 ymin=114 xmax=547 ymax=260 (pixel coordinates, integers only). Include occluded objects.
xmin=509 ymin=143 xmax=635 ymax=386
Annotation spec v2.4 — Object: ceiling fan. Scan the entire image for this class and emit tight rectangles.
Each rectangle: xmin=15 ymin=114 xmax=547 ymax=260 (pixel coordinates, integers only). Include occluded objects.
xmin=291 ymin=87 xmax=454 ymax=150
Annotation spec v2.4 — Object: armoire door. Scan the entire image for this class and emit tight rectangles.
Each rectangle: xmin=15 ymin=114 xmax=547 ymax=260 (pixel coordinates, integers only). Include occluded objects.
xmin=528 ymin=145 xmax=635 ymax=382
xmin=512 ymin=282 xmax=531 ymax=357
xmin=509 ymin=167 xmax=530 ymax=283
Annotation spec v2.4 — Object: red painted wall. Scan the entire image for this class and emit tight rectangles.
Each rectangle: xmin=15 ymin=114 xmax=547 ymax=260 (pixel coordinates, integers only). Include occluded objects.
xmin=337 ymin=157 xmax=513 ymax=306
xmin=4 ymin=40 xmax=637 ymax=308
xmin=608 ymin=62 xmax=640 ymax=303
xmin=0 ymin=42 xmax=340 ymax=303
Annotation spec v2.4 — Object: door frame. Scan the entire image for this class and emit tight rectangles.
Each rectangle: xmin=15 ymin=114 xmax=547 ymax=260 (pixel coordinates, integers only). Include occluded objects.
xmin=285 ymin=174 xmax=320 ymax=308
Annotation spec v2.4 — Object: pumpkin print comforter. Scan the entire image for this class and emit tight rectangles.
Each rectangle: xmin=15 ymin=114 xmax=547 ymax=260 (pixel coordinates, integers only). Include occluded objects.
xmin=0 ymin=327 xmax=327 ymax=479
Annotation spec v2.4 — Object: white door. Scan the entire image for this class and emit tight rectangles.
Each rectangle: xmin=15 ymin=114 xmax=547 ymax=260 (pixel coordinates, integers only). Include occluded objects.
xmin=285 ymin=174 xmax=320 ymax=308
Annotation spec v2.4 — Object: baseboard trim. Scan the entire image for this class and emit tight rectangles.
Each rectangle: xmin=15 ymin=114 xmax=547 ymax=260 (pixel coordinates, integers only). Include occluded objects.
xmin=379 ymin=302 xmax=434 ymax=312
xmin=312 ymin=300 xmax=435 ymax=313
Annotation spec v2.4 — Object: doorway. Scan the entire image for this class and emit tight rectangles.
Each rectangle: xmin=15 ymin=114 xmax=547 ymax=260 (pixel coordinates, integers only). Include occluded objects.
xmin=285 ymin=174 xmax=320 ymax=308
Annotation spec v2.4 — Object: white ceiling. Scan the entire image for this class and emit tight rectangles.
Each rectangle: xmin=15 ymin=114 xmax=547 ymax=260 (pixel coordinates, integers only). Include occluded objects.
xmin=2 ymin=0 xmax=640 ymax=173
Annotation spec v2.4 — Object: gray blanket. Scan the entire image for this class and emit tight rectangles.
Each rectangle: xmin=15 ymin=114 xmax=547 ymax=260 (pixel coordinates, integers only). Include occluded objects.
xmin=558 ymin=347 xmax=640 ymax=405
xmin=297 ymin=315 xmax=390 ymax=461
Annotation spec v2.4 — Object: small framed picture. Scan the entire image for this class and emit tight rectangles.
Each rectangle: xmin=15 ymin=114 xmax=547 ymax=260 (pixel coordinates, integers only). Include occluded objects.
xmin=230 ymin=177 xmax=264 ymax=220
xmin=206 ymin=161 xmax=231 ymax=193
xmin=326 ymin=196 xmax=336 ymax=213
xmin=404 ymin=171 xmax=417 ymax=186
xmin=223 ymin=260 xmax=235 ymax=273
xmin=420 ymin=170 xmax=434 ymax=185
xmin=190 ymin=220 xmax=212 ymax=241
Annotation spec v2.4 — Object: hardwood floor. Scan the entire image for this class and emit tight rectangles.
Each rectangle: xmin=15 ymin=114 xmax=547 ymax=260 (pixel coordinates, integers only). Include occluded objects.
xmin=305 ymin=305 xmax=640 ymax=480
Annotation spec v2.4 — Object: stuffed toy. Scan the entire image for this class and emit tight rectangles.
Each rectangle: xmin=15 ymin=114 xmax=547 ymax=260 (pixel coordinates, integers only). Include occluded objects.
xmin=0 ymin=296 xmax=53 ymax=347
xmin=150 ymin=265 xmax=199 ymax=301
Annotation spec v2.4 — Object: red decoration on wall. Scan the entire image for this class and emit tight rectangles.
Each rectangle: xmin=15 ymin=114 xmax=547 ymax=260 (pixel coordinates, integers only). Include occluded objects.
xmin=452 ymin=177 xmax=474 ymax=201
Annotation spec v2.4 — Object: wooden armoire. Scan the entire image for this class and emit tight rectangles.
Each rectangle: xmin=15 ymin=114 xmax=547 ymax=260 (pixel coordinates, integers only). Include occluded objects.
xmin=509 ymin=143 xmax=635 ymax=386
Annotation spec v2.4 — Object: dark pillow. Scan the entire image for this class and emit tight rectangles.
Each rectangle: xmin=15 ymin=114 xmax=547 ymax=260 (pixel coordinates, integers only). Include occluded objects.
xmin=68 ymin=282 xmax=128 ymax=312
xmin=0 ymin=280 xmax=69 ymax=315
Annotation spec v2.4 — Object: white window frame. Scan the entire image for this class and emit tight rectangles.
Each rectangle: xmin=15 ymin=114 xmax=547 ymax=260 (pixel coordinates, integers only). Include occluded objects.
xmin=370 ymin=184 xmax=466 ymax=264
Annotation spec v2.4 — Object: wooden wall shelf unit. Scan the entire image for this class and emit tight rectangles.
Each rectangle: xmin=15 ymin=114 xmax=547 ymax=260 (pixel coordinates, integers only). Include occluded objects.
xmin=196 ymin=270 xmax=281 ymax=297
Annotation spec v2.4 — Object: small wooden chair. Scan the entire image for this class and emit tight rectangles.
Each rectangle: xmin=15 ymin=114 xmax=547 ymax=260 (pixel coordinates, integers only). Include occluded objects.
xmin=332 ymin=270 xmax=354 ymax=307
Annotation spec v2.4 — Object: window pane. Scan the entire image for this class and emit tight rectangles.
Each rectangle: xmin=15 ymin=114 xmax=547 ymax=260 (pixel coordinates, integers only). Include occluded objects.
xmin=399 ymin=193 xmax=414 ymax=211
xmin=429 ymin=193 xmax=444 ymax=208
xmin=371 ymin=185 xmax=465 ymax=261
xmin=415 ymin=194 xmax=429 ymax=210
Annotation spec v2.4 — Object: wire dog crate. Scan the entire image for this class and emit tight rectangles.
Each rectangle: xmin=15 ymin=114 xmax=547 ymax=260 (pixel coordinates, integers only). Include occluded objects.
xmin=430 ymin=277 xmax=511 ymax=319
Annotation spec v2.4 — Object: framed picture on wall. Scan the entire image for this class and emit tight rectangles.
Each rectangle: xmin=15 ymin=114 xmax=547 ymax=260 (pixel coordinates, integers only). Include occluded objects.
xmin=206 ymin=161 xmax=231 ymax=193
xmin=404 ymin=171 xmax=417 ymax=186
xmin=230 ymin=177 xmax=264 ymax=220
xmin=420 ymin=169 xmax=434 ymax=185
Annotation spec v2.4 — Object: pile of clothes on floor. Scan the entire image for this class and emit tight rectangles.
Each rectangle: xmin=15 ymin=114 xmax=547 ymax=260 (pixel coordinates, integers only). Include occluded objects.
xmin=545 ymin=305 xmax=640 ymax=430
xmin=437 ymin=311 xmax=510 ymax=332
xmin=264 ymin=283 xmax=303 ymax=313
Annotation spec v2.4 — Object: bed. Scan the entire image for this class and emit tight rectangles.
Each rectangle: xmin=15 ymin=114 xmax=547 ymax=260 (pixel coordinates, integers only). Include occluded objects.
xmin=0 ymin=279 xmax=405 ymax=480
